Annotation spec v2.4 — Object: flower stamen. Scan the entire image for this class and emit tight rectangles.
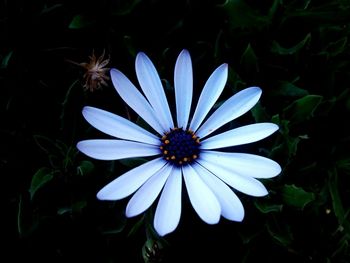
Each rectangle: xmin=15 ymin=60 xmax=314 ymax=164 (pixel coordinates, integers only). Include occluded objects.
xmin=160 ymin=128 xmax=200 ymax=166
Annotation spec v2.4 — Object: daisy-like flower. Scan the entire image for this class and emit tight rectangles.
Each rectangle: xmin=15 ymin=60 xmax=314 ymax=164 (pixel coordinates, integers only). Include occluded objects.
xmin=77 ymin=50 xmax=281 ymax=236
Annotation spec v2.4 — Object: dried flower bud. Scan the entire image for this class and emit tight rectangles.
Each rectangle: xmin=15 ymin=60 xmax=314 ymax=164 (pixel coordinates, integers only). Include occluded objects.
xmin=69 ymin=50 xmax=110 ymax=92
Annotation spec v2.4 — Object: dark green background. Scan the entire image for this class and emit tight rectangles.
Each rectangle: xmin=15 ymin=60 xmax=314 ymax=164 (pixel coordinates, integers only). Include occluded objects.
xmin=2 ymin=0 xmax=350 ymax=262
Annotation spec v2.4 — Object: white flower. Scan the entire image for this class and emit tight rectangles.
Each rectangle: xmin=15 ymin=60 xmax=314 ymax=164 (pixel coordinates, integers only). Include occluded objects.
xmin=77 ymin=50 xmax=281 ymax=236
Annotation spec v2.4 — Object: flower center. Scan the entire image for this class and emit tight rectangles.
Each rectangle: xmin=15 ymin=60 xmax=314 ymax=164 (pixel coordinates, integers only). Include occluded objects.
xmin=160 ymin=128 xmax=200 ymax=166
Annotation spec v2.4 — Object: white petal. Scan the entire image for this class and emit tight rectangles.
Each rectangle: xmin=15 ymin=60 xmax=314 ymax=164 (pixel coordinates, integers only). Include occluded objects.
xmin=190 ymin=63 xmax=228 ymax=132
xmin=82 ymin=106 xmax=159 ymax=145
xmin=200 ymin=151 xmax=281 ymax=178
xmin=201 ymin=123 xmax=279 ymax=149
xmin=174 ymin=49 xmax=193 ymax=129
xmin=126 ymin=164 xmax=173 ymax=217
xmin=193 ymin=163 xmax=244 ymax=221
xmin=197 ymin=156 xmax=268 ymax=197
xmin=97 ymin=157 xmax=166 ymax=200
xmin=76 ymin=139 xmax=160 ymax=160
xmin=110 ymin=69 xmax=164 ymax=134
xmin=196 ymin=87 xmax=262 ymax=138
xmin=136 ymin=52 xmax=174 ymax=130
xmin=154 ymin=168 xmax=182 ymax=236
xmin=182 ymin=165 xmax=221 ymax=224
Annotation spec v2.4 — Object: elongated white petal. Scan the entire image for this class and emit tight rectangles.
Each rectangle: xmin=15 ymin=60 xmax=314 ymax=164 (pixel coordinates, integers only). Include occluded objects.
xmin=136 ymin=52 xmax=174 ymax=130
xmin=126 ymin=164 xmax=173 ymax=217
xmin=190 ymin=63 xmax=228 ymax=132
xmin=175 ymin=49 xmax=193 ymax=129
xmin=82 ymin=106 xmax=159 ymax=145
xmin=110 ymin=69 xmax=164 ymax=134
xmin=196 ymin=87 xmax=262 ymax=138
xmin=97 ymin=157 xmax=166 ymax=200
xmin=200 ymin=151 xmax=281 ymax=178
xmin=193 ymin=163 xmax=244 ymax=221
xmin=76 ymin=140 xmax=160 ymax=160
xmin=201 ymin=123 xmax=279 ymax=149
xmin=154 ymin=168 xmax=182 ymax=236
xmin=197 ymin=157 xmax=268 ymax=197
xmin=182 ymin=165 xmax=221 ymax=224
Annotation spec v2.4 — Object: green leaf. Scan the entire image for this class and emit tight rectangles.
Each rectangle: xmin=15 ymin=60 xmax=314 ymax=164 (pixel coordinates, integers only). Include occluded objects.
xmin=101 ymin=220 xmax=127 ymax=235
xmin=273 ymin=81 xmax=309 ymax=97
xmin=328 ymin=168 xmax=350 ymax=235
xmin=283 ymin=95 xmax=323 ymax=123
xmin=271 ymin=118 xmax=300 ymax=158
xmin=254 ymin=200 xmax=283 ymax=213
xmin=72 ymin=200 xmax=87 ymax=212
xmin=40 ymin=4 xmax=63 ymax=15
xmin=57 ymin=207 xmax=71 ymax=215
xmin=282 ymin=3 xmax=350 ymax=25
xmin=1 ymin=51 xmax=13 ymax=69
xmin=119 ymin=157 xmax=149 ymax=168
xmin=276 ymin=118 xmax=289 ymax=136
xmin=29 ymin=168 xmax=54 ymax=200
xmin=68 ymin=14 xmax=95 ymax=29
xmin=77 ymin=160 xmax=94 ymax=176
xmin=112 ymin=0 xmax=142 ymax=16
xmin=336 ymin=158 xmax=350 ymax=175
xmin=127 ymin=215 xmax=145 ymax=237
xmin=219 ymin=0 xmax=270 ymax=30
xmin=251 ymin=102 xmax=270 ymax=122
xmin=240 ymin=43 xmax=259 ymax=74
xmin=271 ymin=114 xmax=280 ymax=125
xmin=322 ymin=37 xmax=348 ymax=57
xmin=266 ymin=220 xmax=293 ymax=247
xmin=57 ymin=200 xmax=87 ymax=215
xmin=123 ymin=36 xmax=137 ymax=57
xmin=268 ymin=0 xmax=280 ymax=18
xmin=17 ymin=195 xmax=24 ymax=236
xmin=271 ymin=33 xmax=311 ymax=55
xmin=228 ymin=67 xmax=246 ymax=92
xmin=238 ymin=228 xmax=263 ymax=245
xmin=285 ymin=136 xmax=301 ymax=158
xmin=282 ymin=184 xmax=315 ymax=209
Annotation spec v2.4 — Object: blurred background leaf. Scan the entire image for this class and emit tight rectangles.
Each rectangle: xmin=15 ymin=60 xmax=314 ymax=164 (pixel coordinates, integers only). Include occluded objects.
xmin=271 ymin=33 xmax=311 ymax=55
xmin=281 ymin=184 xmax=315 ymax=209
xmin=29 ymin=167 xmax=55 ymax=200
